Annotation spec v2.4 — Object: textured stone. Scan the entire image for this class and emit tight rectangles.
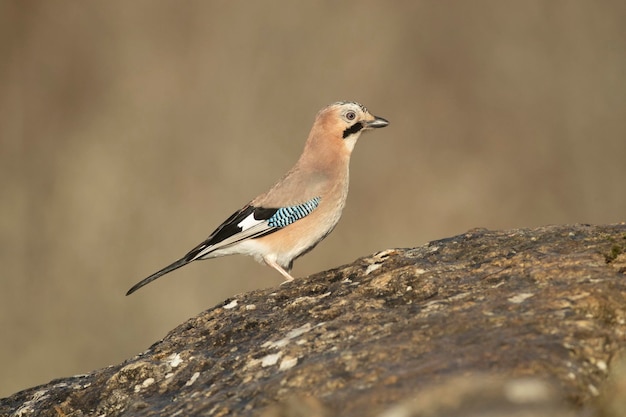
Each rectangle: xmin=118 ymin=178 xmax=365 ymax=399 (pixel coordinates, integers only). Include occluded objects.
xmin=2 ymin=224 xmax=626 ymax=417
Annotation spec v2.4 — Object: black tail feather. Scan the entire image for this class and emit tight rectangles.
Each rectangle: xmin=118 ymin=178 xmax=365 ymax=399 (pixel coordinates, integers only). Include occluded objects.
xmin=126 ymin=258 xmax=190 ymax=296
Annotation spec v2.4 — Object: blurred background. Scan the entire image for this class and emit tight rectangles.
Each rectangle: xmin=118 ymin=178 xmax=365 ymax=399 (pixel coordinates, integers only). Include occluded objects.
xmin=1 ymin=1 xmax=625 ymax=397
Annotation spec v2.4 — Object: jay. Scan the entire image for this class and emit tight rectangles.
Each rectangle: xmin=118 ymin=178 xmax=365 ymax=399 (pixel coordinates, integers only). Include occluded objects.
xmin=126 ymin=101 xmax=388 ymax=295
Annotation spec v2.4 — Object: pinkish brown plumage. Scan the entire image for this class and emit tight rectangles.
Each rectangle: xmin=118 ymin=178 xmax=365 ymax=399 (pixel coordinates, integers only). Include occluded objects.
xmin=127 ymin=101 xmax=388 ymax=295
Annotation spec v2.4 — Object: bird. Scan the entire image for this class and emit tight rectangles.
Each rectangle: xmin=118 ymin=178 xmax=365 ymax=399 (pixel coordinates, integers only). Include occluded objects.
xmin=126 ymin=101 xmax=389 ymax=295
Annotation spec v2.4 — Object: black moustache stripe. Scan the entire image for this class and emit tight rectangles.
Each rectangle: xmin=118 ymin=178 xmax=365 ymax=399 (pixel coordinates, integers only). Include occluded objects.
xmin=342 ymin=122 xmax=363 ymax=139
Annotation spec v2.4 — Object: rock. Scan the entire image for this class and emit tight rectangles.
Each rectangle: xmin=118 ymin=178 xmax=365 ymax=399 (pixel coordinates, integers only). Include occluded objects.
xmin=2 ymin=224 xmax=626 ymax=417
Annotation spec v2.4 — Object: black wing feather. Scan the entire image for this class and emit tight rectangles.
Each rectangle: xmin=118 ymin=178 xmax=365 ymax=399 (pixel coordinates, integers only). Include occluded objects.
xmin=184 ymin=205 xmax=279 ymax=261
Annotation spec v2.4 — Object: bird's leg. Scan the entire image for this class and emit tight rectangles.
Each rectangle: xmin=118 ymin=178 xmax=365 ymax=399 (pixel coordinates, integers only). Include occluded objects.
xmin=263 ymin=257 xmax=295 ymax=283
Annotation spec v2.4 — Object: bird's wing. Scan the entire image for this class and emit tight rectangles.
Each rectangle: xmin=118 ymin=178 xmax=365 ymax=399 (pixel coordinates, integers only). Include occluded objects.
xmin=185 ymin=196 xmax=321 ymax=261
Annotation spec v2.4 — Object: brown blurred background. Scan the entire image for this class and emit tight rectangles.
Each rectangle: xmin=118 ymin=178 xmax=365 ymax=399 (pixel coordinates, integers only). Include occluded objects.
xmin=1 ymin=1 xmax=625 ymax=397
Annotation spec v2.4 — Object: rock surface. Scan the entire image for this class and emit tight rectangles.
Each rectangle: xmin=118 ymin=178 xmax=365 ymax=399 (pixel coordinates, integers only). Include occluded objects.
xmin=2 ymin=224 xmax=626 ymax=417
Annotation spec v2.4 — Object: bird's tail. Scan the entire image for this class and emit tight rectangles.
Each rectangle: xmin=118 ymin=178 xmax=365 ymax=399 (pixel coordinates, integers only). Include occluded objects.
xmin=126 ymin=258 xmax=190 ymax=296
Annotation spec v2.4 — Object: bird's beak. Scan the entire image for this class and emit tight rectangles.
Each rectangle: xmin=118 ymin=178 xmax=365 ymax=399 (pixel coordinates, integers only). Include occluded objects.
xmin=365 ymin=116 xmax=389 ymax=129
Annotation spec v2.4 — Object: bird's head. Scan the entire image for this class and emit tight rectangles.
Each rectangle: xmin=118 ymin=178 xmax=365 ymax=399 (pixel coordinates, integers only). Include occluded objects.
xmin=312 ymin=101 xmax=389 ymax=153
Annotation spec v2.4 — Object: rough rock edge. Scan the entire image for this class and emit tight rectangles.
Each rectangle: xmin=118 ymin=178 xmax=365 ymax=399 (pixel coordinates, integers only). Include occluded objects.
xmin=2 ymin=223 xmax=626 ymax=417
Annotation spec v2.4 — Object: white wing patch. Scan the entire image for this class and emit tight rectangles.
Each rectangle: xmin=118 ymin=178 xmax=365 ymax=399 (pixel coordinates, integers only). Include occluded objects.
xmin=237 ymin=212 xmax=265 ymax=231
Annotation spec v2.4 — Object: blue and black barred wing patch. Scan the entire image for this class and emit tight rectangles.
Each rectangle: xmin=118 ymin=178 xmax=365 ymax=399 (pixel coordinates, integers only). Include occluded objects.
xmin=266 ymin=197 xmax=321 ymax=228
xmin=185 ymin=197 xmax=321 ymax=261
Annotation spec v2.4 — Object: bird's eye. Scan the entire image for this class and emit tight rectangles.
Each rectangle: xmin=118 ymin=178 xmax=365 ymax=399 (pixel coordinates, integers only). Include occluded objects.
xmin=346 ymin=111 xmax=356 ymax=121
